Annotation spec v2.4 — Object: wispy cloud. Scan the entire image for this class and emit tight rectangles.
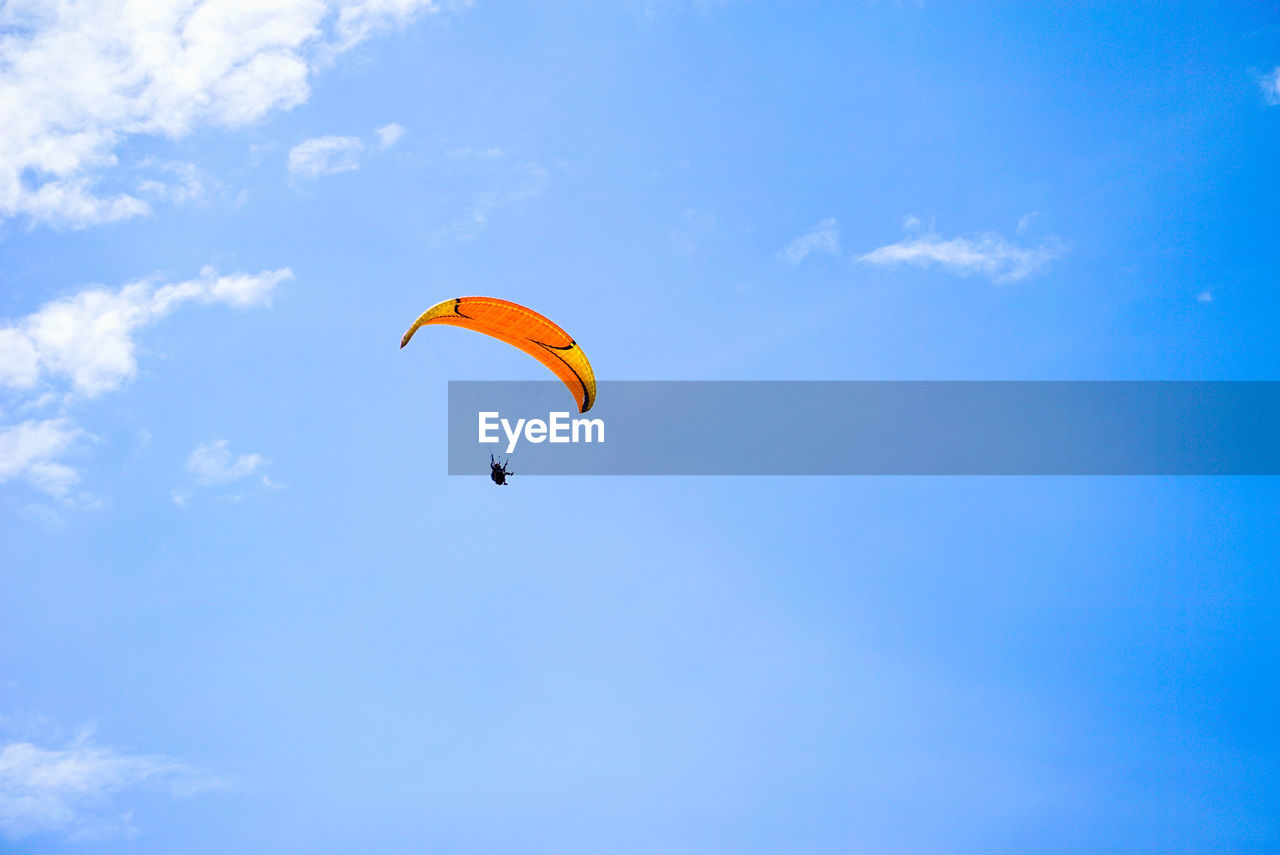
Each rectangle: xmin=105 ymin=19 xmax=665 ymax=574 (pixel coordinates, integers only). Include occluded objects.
xmin=326 ymin=0 xmax=470 ymax=56
xmin=859 ymin=227 xmax=1063 ymax=283
xmin=0 ymin=0 xmax=455 ymax=228
xmin=0 ymin=728 xmax=225 ymax=841
xmin=669 ymin=208 xmax=718 ymax=255
xmin=445 ymin=146 xmax=504 ymax=160
xmin=1263 ymin=67 xmax=1280 ymax=106
xmin=172 ymin=439 xmax=278 ymax=506
xmin=777 ymin=217 xmax=841 ymax=264
xmin=288 ymin=136 xmax=364 ymax=179
xmin=437 ymin=162 xmax=549 ymax=243
xmin=0 ymin=266 xmax=290 ymax=499
xmin=376 ymin=123 xmax=406 ymax=149
xmin=290 ymin=122 xmax=413 ymax=177
xmin=0 ymin=420 xmax=85 ymax=499
xmin=0 ymin=267 xmax=291 ymax=399
xmin=187 ymin=439 xmax=271 ymax=486
xmin=135 ymin=162 xmax=209 ymax=206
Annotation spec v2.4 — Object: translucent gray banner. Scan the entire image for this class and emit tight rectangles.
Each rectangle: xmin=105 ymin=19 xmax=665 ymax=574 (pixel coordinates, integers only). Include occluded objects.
xmin=447 ymin=381 xmax=1280 ymax=475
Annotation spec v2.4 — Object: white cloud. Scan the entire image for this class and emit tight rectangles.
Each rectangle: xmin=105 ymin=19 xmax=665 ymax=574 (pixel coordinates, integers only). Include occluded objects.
xmin=0 ymin=0 xmax=454 ymax=228
xmin=859 ymin=229 xmax=1063 ymax=283
xmin=0 ymin=266 xmax=289 ymax=499
xmin=135 ymin=162 xmax=208 ymax=206
xmin=777 ymin=217 xmax=841 ymax=264
xmin=0 ymin=329 xmax=41 ymax=390
xmin=328 ymin=0 xmax=469 ymax=54
xmin=376 ymin=122 xmax=405 ymax=148
xmin=185 ymin=439 xmax=271 ymax=486
xmin=287 ymin=135 xmax=364 ymax=178
xmin=0 ymin=420 xmax=84 ymax=498
xmin=1198 ymin=291 xmax=1213 ymax=302
xmin=173 ymin=438 xmax=277 ymax=505
xmin=0 ymin=729 xmax=224 ymax=841
xmin=1262 ymin=67 xmax=1280 ymax=106
xmin=1 ymin=266 xmax=291 ymax=399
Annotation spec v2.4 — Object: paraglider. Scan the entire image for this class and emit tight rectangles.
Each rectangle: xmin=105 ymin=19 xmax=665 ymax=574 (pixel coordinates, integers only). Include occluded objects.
xmin=400 ymin=297 xmax=596 ymax=413
xmin=489 ymin=454 xmax=513 ymax=486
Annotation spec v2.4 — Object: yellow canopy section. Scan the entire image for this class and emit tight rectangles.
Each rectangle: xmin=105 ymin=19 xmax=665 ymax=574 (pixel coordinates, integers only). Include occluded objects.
xmin=401 ymin=297 xmax=597 ymax=413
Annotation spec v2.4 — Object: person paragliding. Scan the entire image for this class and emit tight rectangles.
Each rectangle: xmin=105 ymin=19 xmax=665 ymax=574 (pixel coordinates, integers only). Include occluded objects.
xmin=489 ymin=454 xmax=513 ymax=486
xmin=402 ymin=297 xmax=597 ymax=485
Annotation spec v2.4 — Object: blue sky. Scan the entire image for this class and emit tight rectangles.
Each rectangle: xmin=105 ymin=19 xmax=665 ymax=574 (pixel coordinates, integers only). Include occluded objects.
xmin=2 ymin=1 xmax=1279 ymax=852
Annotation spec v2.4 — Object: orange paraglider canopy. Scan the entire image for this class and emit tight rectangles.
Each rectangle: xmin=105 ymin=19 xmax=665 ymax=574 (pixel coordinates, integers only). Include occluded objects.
xmin=400 ymin=297 xmax=597 ymax=413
